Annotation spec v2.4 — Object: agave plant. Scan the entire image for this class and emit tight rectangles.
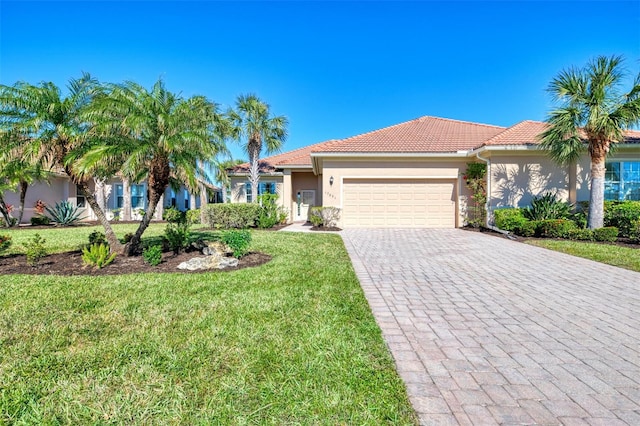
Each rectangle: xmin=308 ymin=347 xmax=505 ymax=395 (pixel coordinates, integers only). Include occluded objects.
xmin=45 ymin=201 xmax=85 ymax=226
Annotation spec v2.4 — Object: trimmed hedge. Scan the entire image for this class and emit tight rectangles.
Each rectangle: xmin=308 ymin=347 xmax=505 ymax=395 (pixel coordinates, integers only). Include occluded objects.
xmin=203 ymin=204 xmax=261 ymax=229
xmin=604 ymin=201 xmax=640 ymax=238
xmin=566 ymin=228 xmax=595 ymax=241
xmin=494 ymin=208 xmax=528 ymax=232
xmin=593 ymin=226 xmax=619 ymax=242
xmin=536 ymin=219 xmax=577 ymax=238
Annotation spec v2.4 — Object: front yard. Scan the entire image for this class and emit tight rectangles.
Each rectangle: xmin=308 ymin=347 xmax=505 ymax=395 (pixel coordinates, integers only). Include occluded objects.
xmin=0 ymin=225 xmax=416 ymax=424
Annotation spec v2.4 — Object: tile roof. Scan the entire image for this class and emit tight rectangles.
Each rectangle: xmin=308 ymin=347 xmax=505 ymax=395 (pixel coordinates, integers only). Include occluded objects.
xmin=230 ymin=116 xmax=640 ymax=173
xmin=312 ymin=116 xmax=505 ymax=153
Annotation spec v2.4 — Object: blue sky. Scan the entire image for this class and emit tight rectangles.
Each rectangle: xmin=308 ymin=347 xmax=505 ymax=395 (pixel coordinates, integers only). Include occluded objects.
xmin=1 ymin=1 xmax=639 ymax=161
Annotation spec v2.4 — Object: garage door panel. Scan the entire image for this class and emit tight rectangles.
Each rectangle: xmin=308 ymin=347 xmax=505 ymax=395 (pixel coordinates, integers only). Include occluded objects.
xmin=343 ymin=179 xmax=456 ymax=228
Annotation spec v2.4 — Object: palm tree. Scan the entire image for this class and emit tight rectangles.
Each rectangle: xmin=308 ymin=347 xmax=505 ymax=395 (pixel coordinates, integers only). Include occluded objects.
xmin=80 ymin=79 xmax=228 ymax=254
xmin=0 ymin=74 xmax=123 ymax=248
xmin=539 ymin=55 xmax=640 ymax=229
xmin=229 ymin=94 xmax=288 ymax=203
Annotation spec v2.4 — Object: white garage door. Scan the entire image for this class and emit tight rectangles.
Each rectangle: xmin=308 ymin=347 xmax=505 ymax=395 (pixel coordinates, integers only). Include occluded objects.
xmin=342 ymin=178 xmax=456 ymax=228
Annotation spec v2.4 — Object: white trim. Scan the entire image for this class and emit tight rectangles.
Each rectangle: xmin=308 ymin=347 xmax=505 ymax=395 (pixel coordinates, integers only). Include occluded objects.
xmin=311 ymin=152 xmax=470 ymax=159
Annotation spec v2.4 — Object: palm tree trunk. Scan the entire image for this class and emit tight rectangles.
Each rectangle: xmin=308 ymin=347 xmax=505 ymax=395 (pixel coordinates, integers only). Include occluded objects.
xmin=221 ymin=183 xmax=227 ymax=203
xmin=126 ymin=187 xmax=162 ymax=256
xmin=199 ymin=182 xmax=207 ymax=223
xmin=17 ymin=180 xmax=28 ymax=225
xmin=248 ymin=139 xmax=261 ymax=203
xmin=587 ymin=142 xmax=608 ymax=229
xmin=0 ymin=193 xmax=12 ymax=227
xmin=77 ymin=181 xmax=124 ymax=253
xmin=122 ymin=178 xmax=132 ymax=221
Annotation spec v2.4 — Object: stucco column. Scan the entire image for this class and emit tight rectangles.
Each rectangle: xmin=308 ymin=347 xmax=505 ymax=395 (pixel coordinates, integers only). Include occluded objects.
xmin=283 ymin=170 xmax=292 ymax=223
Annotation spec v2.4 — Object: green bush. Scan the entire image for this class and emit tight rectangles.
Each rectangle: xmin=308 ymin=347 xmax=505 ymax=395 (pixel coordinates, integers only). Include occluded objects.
xmin=569 ymin=211 xmax=588 ymax=229
xmin=30 ymin=215 xmax=51 ymax=226
xmin=82 ymin=243 xmax=117 ymax=269
xmin=163 ymin=207 xmax=186 ymax=224
xmin=523 ymin=193 xmax=572 ymax=221
xmin=143 ymin=244 xmax=163 ymax=266
xmin=221 ymin=229 xmax=252 ymax=258
xmin=536 ymin=219 xmax=577 ymax=238
xmin=45 ymin=201 xmax=85 ymax=226
xmin=593 ymin=227 xmax=619 ymax=242
xmin=203 ymin=204 xmax=261 ymax=229
xmin=493 ymin=208 xmax=528 ymax=232
xmin=0 ymin=234 xmax=12 ymax=253
xmin=164 ymin=222 xmax=191 ymax=254
xmin=186 ymin=209 xmax=201 ymax=224
xmin=24 ymin=233 xmax=47 ymax=267
xmin=513 ymin=221 xmax=537 ymax=237
xmin=566 ymin=228 xmax=595 ymax=241
xmin=309 ymin=207 xmax=323 ymax=227
xmin=122 ymin=233 xmax=134 ymax=243
xmin=257 ymin=194 xmax=286 ymax=229
xmin=604 ymin=201 xmax=640 ymax=238
xmin=88 ymin=230 xmax=107 ymax=245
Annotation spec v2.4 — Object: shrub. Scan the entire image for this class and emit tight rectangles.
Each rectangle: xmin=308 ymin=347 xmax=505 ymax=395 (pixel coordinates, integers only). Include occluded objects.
xmin=567 ymin=228 xmax=595 ymax=241
xmin=593 ymin=227 xmax=619 ymax=242
xmin=523 ymin=192 xmax=572 ymax=221
xmin=45 ymin=201 xmax=85 ymax=226
xmin=536 ymin=219 xmax=577 ymax=238
xmin=143 ymin=244 xmax=163 ymax=266
xmin=82 ymin=243 xmax=117 ymax=269
xmin=514 ymin=221 xmax=538 ymax=237
xmin=165 ymin=222 xmax=191 ymax=254
xmin=604 ymin=201 xmax=640 ymax=238
xmin=24 ymin=233 xmax=47 ymax=267
xmin=88 ymin=230 xmax=107 ymax=245
xmin=463 ymin=162 xmax=487 ymax=228
xmin=30 ymin=215 xmax=51 ymax=226
xmin=203 ymin=204 xmax=261 ymax=229
xmin=163 ymin=206 xmax=186 ymax=224
xmin=123 ymin=233 xmax=134 ymax=243
xmin=221 ymin=229 xmax=252 ymax=258
xmin=257 ymin=194 xmax=284 ymax=229
xmin=493 ymin=208 xmax=528 ymax=232
xmin=320 ymin=206 xmax=341 ymax=228
xmin=186 ymin=209 xmax=201 ymax=224
xmin=570 ymin=211 xmax=588 ymax=229
xmin=309 ymin=207 xmax=323 ymax=227
xmin=0 ymin=234 xmax=12 ymax=253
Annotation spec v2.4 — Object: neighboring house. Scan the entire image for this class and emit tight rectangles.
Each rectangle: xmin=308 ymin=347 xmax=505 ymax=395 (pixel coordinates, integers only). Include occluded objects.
xmin=229 ymin=116 xmax=640 ymax=228
xmin=1 ymin=173 xmax=221 ymax=224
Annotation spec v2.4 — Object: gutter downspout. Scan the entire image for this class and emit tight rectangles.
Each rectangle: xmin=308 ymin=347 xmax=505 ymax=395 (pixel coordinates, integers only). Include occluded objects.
xmin=475 ymin=149 xmax=492 ymax=228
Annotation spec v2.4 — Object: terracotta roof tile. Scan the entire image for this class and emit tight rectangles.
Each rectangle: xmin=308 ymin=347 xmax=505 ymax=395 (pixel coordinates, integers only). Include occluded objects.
xmin=312 ymin=116 xmax=505 ymax=153
xmin=230 ymin=117 xmax=640 ymax=173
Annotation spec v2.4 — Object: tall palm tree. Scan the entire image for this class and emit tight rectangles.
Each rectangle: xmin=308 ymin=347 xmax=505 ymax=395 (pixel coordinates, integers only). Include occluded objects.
xmin=539 ymin=55 xmax=640 ymax=229
xmin=229 ymin=94 xmax=288 ymax=203
xmin=0 ymin=74 xmax=123 ymax=248
xmin=80 ymin=79 xmax=228 ymax=254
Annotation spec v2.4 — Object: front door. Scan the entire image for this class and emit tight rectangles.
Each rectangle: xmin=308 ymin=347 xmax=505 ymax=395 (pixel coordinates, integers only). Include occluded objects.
xmin=295 ymin=190 xmax=315 ymax=221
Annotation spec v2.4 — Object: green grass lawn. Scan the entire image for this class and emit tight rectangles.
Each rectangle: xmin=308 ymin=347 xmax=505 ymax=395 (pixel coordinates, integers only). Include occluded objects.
xmin=0 ymin=225 xmax=416 ymax=424
xmin=526 ymin=239 xmax=640 ymax=272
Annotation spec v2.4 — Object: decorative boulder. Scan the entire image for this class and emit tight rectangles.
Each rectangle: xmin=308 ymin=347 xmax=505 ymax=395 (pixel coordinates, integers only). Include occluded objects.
xmin=177 ymin=241 xmax=237 ymax=271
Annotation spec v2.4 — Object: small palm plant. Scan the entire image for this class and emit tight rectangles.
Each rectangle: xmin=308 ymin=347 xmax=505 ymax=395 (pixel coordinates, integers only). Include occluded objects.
xmin=45 ymin=201 xmax=85 ymax=226
xmin=82 ymin=243 xmax=117 ymax=269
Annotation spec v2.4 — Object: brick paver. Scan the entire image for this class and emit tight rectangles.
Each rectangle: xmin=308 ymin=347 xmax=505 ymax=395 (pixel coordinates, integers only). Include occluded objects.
xmin=341 ymin=229 xmax=640 ymax=425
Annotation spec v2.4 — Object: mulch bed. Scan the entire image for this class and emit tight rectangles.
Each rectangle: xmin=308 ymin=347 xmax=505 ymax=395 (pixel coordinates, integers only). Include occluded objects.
xmin=0 ymin=251 xmax=271 ymax=276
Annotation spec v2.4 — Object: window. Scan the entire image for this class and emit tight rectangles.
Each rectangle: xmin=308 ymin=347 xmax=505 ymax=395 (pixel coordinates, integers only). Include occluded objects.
xmin=245 ymin=181 xmax=277 ymax=203
xmin=605 ymin=161 xmax=640 ymax=201
xmin=115 ymin=184 xmax=146 ymax=209
xmin=76 ymin=185 xmax=86 ymax=208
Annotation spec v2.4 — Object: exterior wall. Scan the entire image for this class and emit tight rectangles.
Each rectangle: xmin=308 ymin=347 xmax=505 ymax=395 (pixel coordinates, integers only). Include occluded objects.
xmin=230 ymin=176 xmax=285 ymax=206
xmin=320 ymin=158 xmax=468 ymax=227
xmin=2 ymin=176 xmax=70 ymax=223
xmin=487 ymin=152 xmax=572 ymax=212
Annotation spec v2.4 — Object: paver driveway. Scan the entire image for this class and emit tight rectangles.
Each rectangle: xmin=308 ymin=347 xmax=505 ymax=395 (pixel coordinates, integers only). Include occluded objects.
xmin=341 ymin=229 xmax=640 ymax=425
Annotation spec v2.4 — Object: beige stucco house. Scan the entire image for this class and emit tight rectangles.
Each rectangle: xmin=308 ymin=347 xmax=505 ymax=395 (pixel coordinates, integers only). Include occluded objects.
xmin=229 ymin=116 xmax=640 ymax=228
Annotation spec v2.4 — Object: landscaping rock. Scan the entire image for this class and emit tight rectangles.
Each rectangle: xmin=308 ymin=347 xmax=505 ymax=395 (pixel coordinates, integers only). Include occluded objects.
xmin=177 ymin=253 xmax=238 ymax=271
